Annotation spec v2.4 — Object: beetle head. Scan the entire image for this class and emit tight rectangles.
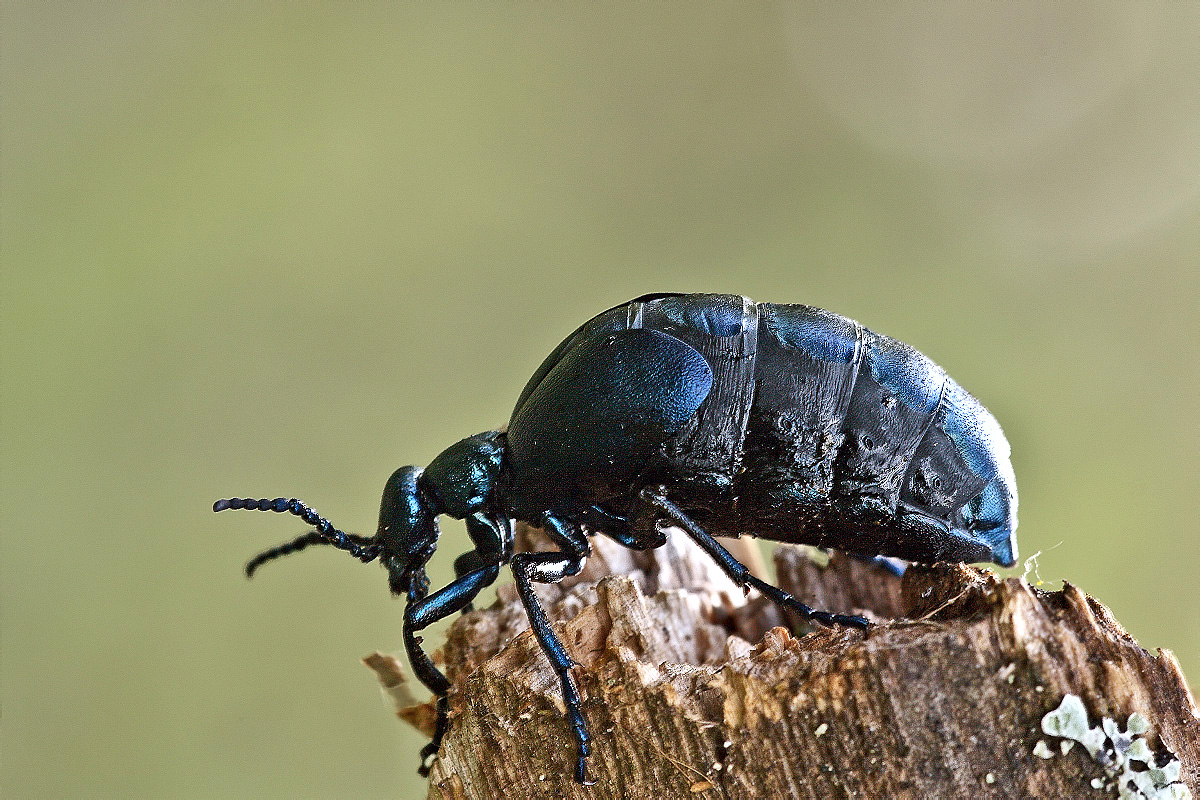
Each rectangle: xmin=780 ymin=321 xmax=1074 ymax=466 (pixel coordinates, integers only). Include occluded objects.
xmin=221 ymin=433 xmax=507 ymax=601
xmin=374 ymin=465 xmax=442 ymax=598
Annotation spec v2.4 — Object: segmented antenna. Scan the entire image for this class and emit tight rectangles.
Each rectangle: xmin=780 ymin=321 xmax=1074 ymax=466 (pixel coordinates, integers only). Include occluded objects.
xmin=213 ymin=497 xmax=380 ymax=575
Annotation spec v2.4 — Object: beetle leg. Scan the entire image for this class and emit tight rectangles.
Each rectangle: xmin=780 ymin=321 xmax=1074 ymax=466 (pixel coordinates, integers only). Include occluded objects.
xmin=509 ymin=514 xmax=596 ymax=785
xmin=848 ymin=552 xmax=908 ymax=577
xmin=403 ymin=560 xmax=503 ymax=776
xmin=583 ymin=504 xmax=668 ymax=551
xmin=449 ymin=551 xmax=492 ymax=615
xmin=601 ymin=524 xmax=667 ymax=550
xmin=451 ymin=513 xmax=509 ymax=614
xmin=639 ymin=489 xmax=869 ymax=630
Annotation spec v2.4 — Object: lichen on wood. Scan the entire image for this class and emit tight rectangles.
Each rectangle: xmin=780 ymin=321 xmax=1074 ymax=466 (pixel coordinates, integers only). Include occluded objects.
xmin=367 ymin=526 xmax=1198 ymax=799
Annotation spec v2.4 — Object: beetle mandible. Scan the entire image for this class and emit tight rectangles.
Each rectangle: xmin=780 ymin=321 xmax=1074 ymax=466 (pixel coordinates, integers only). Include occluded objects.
xmin=215 ymin=292 xmax=1018 ymax=785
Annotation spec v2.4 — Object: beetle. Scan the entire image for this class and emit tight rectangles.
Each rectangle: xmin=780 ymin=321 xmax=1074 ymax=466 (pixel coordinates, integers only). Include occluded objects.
xmin=215 ymin=292 xmax=1018 ymax=784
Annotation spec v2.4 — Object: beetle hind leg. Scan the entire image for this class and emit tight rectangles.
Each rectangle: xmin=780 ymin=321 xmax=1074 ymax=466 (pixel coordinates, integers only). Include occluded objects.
xmin=639 ymin=489 xmax=869 ymax=630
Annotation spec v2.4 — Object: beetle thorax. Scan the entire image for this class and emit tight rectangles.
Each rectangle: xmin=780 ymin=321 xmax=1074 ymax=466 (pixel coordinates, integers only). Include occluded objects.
xmin=421 ymin=431 xmax=506 ymax=519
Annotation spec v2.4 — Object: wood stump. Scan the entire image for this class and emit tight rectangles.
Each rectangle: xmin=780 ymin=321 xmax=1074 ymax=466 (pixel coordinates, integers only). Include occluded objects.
xmin=366 ymin=527 xmax=1198 ymax=799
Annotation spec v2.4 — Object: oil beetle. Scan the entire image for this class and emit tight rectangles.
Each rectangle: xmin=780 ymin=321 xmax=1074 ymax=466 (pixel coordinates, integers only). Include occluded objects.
xmin=215 ymin=292 xmax=1018 ymax=784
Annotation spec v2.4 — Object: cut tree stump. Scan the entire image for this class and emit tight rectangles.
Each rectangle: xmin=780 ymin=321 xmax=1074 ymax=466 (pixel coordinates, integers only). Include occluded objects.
xmin=367 ymin=526 xmax=1198 ymax=799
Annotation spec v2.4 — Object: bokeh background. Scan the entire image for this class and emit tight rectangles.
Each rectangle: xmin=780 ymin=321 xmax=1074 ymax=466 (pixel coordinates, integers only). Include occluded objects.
xmin=3 ymin=4 xmax=1197 ymax=797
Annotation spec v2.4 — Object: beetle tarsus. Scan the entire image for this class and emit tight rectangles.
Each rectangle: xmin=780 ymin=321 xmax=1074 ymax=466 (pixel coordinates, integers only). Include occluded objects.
xmin=740 ymin=571 xmax=870 ymax=630
xmin=416 ymin=695 xmax=452 ymax=777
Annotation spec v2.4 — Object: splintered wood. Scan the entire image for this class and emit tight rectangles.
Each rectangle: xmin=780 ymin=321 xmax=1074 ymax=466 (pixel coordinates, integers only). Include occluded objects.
xmin=370 ymin=528 xmax=1198 ymax=799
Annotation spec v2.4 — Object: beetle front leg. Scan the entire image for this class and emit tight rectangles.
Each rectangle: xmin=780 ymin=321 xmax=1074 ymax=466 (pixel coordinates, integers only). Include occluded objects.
xmin=509 ymin=514 xmax=595 ymax=785
xmin=450 ymin=513 xmax=510 ymax=614
xmin=639 ymin=489 xmax=869 ymax=630
xmin=451 ymin=550 xmax=487 ymax=596
xmin=403 ymin=561 xmax=503 ymax=776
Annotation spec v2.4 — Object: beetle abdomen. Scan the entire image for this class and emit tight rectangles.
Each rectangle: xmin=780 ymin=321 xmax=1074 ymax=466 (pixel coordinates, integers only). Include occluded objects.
xmin=740 ymin=303 xmax=983 ymax=515
xmin=507 ymin=293 xmax=1016 ymax=566
xmin=740 ymin=304 xmax=861 ymax=509
xmin=830 ymin=327 xmax=946 ymax=517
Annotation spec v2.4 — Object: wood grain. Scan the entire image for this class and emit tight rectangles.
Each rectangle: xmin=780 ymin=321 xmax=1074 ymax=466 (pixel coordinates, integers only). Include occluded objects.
xmin=369 ymin=526 xmax=1197 ymax=799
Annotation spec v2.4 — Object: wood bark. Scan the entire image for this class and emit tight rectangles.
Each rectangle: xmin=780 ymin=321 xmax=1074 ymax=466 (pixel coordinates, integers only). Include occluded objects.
xmin=367 ymin=526 xmax=1199 ymax=799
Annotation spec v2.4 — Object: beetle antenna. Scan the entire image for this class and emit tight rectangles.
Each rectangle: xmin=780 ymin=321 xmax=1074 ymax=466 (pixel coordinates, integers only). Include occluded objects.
xmin=245 ymin=531 xmax=326 ymax=577
xmin=214 ymin=497 xmax=381 ymax=573
xmin=241 ymin=530 xmax=375 ymax=577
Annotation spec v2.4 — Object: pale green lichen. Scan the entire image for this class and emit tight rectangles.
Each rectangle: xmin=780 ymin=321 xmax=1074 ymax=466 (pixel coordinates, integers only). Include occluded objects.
xmin=1037 ymin=694 xmax=1190 ymax=799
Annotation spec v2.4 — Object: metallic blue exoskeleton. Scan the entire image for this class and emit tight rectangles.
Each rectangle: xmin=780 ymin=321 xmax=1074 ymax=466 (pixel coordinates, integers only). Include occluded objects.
xmin=215 ymin=293 xmax=1018 ymax=785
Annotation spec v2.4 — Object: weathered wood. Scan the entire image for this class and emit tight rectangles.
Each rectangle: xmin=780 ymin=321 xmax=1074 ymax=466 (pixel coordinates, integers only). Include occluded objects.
xmin=368 ymin=526 xmax=1198 ymax=799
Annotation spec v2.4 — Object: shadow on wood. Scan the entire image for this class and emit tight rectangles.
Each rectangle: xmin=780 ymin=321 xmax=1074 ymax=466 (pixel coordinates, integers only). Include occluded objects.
xmin=366 ymin=526 xmax=1198 ymax=799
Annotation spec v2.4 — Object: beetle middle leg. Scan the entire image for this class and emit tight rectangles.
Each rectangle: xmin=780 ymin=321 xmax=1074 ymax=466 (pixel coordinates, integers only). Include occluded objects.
xmin=509 ymin=513 xmax=596 ymax=785
xmin=639 ymin=489 xmax=869 ymax=630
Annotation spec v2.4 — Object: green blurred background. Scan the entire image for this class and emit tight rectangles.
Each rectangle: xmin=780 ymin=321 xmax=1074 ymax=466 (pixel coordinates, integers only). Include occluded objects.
xmin=3 ymin=4 xmax=1197 ymax=797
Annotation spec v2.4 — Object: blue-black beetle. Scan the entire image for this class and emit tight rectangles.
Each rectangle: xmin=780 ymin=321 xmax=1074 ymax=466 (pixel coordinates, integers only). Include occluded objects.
xmin=216 ymin=292 xmax=1018 ymax=784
